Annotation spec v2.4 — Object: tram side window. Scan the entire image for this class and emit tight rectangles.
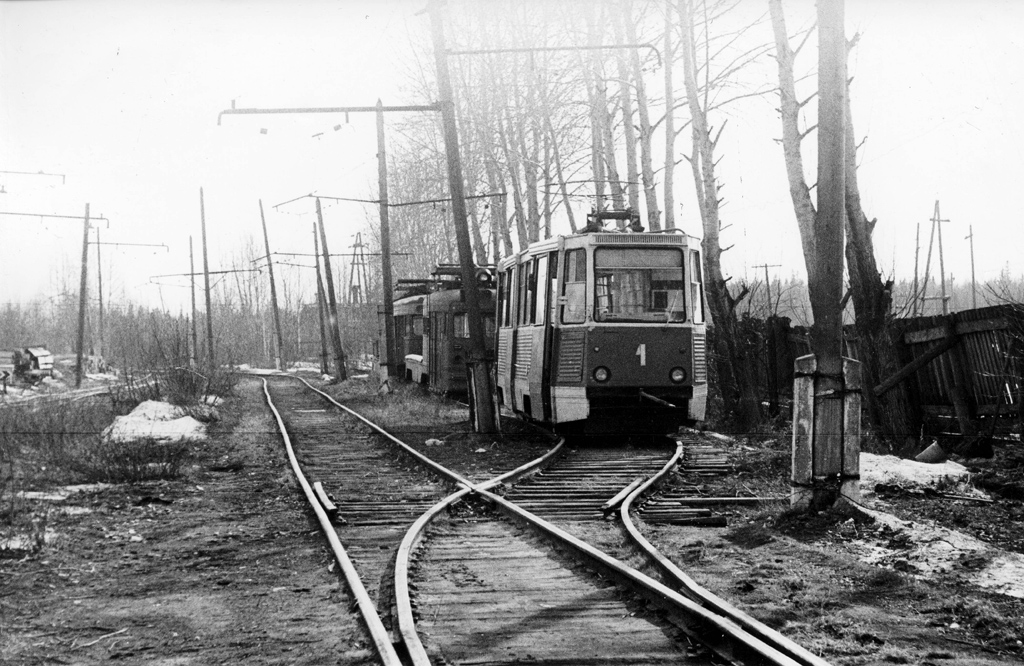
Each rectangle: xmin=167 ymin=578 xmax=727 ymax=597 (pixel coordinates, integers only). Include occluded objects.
xmin=518 ymin=259 xmax=537 ymax=325
xmin=534 ymin=255 xmax=549 ymax=324
xmin=499 ymin=270 xmax=514 ymax=327
xmin=689 ymin=249 xmax=705 ymax=324
xmin=413 ymin=316 xmax=424 ymax=336
xmin=453 ymin=313 xmax=469 ymax=338
xmin=561 ymin=249 xmax=587 ymax=324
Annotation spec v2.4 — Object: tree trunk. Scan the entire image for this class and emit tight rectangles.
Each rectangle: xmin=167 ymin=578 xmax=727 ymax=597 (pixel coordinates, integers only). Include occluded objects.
xmin=544 ymin=110 xmax=578 ymax=233
xmin=678 ymin=0 xmax=760 ymax=431
xmin=843 ymin=83 xmax=913 ymax=447
xmin=769 ymin=0 xmax=817 ymax=280
xmin=614 ymin=8 xmax=640 ymax=213
xmin=663 ymin=0 xmax=676 ymax=229
xmin=498 ymin=108 xmax=529 ymax=249
xmin=622 ymin=0 xmax=661 ymax=230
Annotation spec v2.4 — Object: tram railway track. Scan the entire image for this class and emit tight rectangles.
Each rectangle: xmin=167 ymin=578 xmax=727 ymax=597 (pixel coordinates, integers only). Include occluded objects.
xmin=260 ymin=374 xmax=830 ymax=666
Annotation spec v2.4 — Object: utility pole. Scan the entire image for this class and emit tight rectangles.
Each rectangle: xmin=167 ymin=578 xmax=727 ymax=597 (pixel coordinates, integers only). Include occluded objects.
xmin=377 ymin=99 xmax=398 ymax=379
xmin=313 ymin=222 xmax=330 ymax=375
xmin=936 ymin=201 xmax=949 ymax=315
xmin=792 ymin=0 xmax=860 ymax=511
xmin=912 ymin=220 xmax=921 ymax=317
xmin=966 ymin=225 xmax=977 ymax=310
xmin=95 ymin=226 xmax=104 ymax=363
xmin=189 ymin=236 xmax=199 ymax=369
xmin=74 ymin=203 xmax=91 ymax=388
xmin=754 ymin=263 xmax=781 ymax=314
xmin=920 ymin=200 xmax=951 ymax=316
xmin=259 ymin=199 xmax=285 ymax=370
xmin=428 ymin=0 xmax=497 ymax=433
xmin=200 ymin=187 xmax=216 ymax=370
xmin=316 ymin=198 xmax=348 ymax=382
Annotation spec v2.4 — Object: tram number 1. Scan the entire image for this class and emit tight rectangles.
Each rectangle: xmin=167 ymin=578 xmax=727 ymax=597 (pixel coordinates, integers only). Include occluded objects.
xmin=635 ymin=343 xmax=646 ymax=366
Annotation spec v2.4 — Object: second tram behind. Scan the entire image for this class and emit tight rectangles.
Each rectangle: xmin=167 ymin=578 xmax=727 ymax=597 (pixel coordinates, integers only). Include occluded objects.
xmin=495 ymin=211 xmax=708 ymax=435
xmin=385 ymin=264 xmax=496 ymax=397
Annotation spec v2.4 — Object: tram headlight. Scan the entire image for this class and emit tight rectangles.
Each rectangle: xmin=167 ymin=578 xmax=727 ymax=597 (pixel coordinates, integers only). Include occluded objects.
xmin=670 ymin=367 xmax=687 ymax=383
xmin=593 ymin=366 xmax=611 ymax=382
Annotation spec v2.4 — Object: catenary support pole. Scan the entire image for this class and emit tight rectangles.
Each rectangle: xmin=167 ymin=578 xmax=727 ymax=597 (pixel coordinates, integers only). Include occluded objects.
xmin=376 ymin=100 xmax=397 ymax=379
xmin=260 ymin=199 xmax=285 ymax=371
xmin=75 ymin=203 xmax=91 ymax=388
xmin=428 ymin=0 xmax=497 ymax=433
xmin=189 ymin=236 xmax=199 ymax=369
xmin=95 ymin=226 xmax=104 ymax=363
xmin=967 ymin=225 xmax=977 ymax=310
xmin=200 ymin=187 xmax=215 ymax=370
xmin=313 ymin=222 xmax=330 ymax=376
xmin=315 ymin=198 xmax=348 ymax=382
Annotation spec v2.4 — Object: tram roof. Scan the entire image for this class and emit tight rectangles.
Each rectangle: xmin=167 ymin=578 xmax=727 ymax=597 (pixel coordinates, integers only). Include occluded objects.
xmin=498 ymin=229 xmax=694 ymax=270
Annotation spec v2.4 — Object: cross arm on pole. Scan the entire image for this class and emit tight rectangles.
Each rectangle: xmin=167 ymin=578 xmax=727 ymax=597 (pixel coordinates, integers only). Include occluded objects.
xmin=218 ymin=103 xmax=439 ymax=125
xmin=0 ymin=210 xmax=109 ymax=225
xmin=447 ymin=43 xmax=663 ymax=68
xmin=89 ymin=241 xmax=169 ymax=251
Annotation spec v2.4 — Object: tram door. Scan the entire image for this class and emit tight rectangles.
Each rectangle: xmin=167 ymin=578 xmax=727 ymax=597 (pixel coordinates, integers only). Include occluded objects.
xmin=429 ymin=311 xmax=447 ymax=392
xmin=511 ymin=253 xmax=554 ymax=421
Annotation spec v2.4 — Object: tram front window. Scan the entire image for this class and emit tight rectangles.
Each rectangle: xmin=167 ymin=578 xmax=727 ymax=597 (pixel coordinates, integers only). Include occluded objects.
xmin=594 ymin=248 xmax=686 ymax=323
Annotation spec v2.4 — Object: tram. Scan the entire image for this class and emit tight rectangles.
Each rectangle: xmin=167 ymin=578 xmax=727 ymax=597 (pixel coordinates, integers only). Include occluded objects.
xmin=495 ymin=209 xmax=708 ymax=435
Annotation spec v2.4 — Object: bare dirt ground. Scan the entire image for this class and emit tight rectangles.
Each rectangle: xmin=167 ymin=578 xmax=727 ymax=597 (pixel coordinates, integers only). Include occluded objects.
xmin=640 ymin=435 xmax=1024 ymax=665
xmin=4 ymin=375 xmax=1023 ymax=665
xmin=2 ymin=376 xmax=373 ymax=665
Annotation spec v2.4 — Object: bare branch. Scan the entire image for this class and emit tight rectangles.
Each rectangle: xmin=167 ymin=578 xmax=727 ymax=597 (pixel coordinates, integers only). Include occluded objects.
xmin=792 ymin=22 xmax=817 ymax=57
xmin=711 ymin=119 xmax=728 ymax=149
xmin=799 ymin=123 xmax=818 ymax=141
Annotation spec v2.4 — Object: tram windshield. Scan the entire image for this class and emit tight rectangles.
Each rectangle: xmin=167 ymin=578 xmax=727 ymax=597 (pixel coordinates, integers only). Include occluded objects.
xmin=594 ymin=248 xmax=686 ymax=323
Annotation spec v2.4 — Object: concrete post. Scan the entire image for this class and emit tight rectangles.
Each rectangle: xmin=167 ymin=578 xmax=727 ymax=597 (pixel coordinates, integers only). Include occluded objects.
xmin=791 ymin=354 xmax=861 ymax=509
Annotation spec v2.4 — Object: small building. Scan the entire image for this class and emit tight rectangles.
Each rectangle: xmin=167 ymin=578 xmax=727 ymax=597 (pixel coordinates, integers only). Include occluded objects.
xmin=0 ymin=350 xmax=15 ymax=385
xmin=16 ymin=347 xmax=54 ymax=379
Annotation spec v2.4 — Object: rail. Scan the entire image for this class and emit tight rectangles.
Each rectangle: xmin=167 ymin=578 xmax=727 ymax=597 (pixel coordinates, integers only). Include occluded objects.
xmin=272 ymin=374 xmax=825 ymax=665
xmin=620 ymin=441 xmax=831 ymax=666
xmin=260 ymin=377 xmax=403 ymax=666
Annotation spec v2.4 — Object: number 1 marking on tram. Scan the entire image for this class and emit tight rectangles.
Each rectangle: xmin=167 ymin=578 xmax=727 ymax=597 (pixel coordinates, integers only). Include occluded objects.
xmin=636 ymin=343 xmax=646 ymax=366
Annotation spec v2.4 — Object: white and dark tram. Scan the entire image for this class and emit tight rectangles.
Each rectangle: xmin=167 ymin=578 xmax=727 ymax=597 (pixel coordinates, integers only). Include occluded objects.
xmin=495 ymin=210 xmax=708 ymax=436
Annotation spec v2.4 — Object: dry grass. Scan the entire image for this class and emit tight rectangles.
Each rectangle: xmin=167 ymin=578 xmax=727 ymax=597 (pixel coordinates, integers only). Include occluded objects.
xmin=325 ymin=380 xmax=467 ymax=433
xmin=0 ymin=392 xmax=192 ymax=557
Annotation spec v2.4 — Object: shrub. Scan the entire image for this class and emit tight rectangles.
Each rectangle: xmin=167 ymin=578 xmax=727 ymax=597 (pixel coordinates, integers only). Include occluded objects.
xmin=159 ymin=367 xmax=208 ymax=406
xmin=65 ymin=437 xmax=192 ymax=483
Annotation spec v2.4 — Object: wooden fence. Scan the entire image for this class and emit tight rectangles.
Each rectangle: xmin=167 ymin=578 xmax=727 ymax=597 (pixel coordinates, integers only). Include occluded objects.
xmin=737 ymin=304 xmax=1023 ymax=435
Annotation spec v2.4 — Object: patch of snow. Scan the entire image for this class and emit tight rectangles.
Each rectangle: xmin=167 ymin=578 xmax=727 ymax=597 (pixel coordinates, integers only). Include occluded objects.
xmin=132 ymin=400 xmax=186 ymax=421
xmin=104 ymin=415 xmax=206 ymax=443
xmin=201 ymin=394 xmax=223 ymax=407
xmin=103 ymin=400 xmax=207 ymax=443
xmin=0 ymin=529 xmax=58 ymax=551
xmin=860 ymin=453 xmax=970 ymax=492
xmin=86 ymin=372 xmax=119 ymax=381
xmin=852 ymin=506 xmax=1024 ymax=598
xmin=61 ymin=506 xmax=93 ymax=516
xmin=350 ymin=374 xmax=370 ymax=380
xmin=17 ymin=483 xmax=113 ymax=501
xmin=976 ymin=555 xmax=1024 ymax=598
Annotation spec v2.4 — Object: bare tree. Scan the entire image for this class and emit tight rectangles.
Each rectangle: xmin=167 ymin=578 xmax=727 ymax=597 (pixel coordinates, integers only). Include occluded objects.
xmin=677 ymin=0 xmax=772 ymax=430
xmin=770 ymin=0 xmax=913 ymax=446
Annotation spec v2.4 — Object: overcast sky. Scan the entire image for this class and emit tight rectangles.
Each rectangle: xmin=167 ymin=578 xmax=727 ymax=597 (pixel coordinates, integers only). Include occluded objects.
xmin=2 ymin=0 xmax=1023 ymax=314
